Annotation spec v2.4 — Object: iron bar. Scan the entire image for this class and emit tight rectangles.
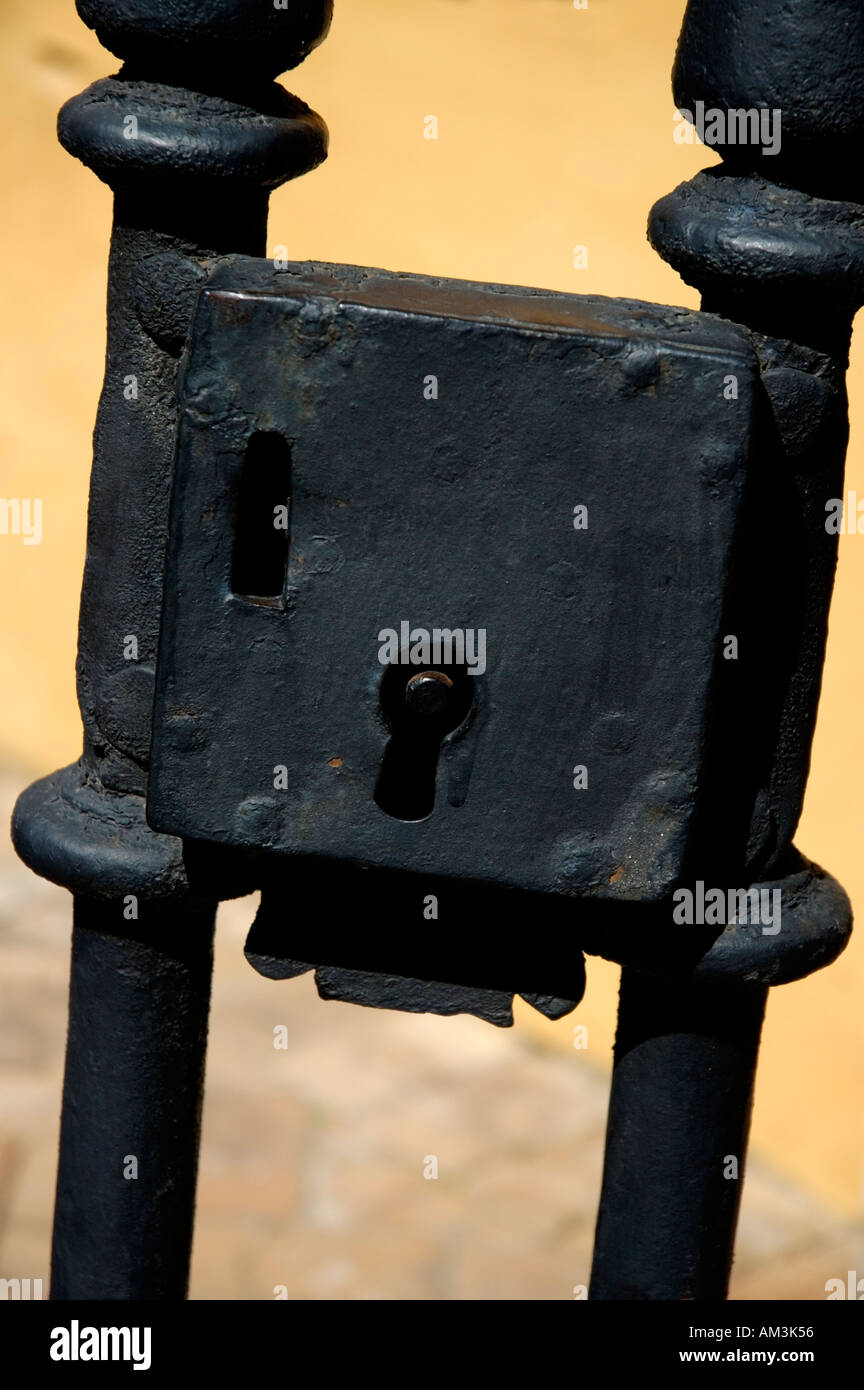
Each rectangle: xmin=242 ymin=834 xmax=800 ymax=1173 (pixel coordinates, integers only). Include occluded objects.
xmin=590 ymin=972 xmax=766 ymax=1300
xmin=51 ymin=899 xmax=216 ymax=1300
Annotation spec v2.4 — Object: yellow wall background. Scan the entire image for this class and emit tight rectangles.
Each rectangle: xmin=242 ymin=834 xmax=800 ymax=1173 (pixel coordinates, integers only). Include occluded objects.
xmin=2 ymin=0 xmax=863 ymax=1214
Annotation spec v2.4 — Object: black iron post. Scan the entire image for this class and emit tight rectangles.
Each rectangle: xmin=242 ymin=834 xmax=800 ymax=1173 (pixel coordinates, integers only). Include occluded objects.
xmin=590 ymin=0 xmax=864 ymax=1300
xmin=50 ymin=901 xmax=216 ymax=1301
xmin=590 ymin=976 xmax=766 ymax=1301
xmin=12 ymin=0 xmax=330 ymax=1299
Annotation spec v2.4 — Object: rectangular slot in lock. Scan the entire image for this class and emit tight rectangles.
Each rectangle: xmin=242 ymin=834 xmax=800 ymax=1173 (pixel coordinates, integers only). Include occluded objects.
xmin=231 ymin=430 xmax=292 ymax=604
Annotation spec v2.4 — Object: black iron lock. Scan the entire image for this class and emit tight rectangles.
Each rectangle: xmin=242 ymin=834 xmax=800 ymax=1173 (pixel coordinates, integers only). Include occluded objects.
xmin=148 ymin=258 xmax=772 ymax=906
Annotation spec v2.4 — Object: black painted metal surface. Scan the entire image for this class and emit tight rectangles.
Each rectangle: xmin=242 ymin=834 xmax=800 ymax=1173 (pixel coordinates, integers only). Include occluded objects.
xmin=51 ymin=901 xmax=215 ymax=1300
xmin=13 ymin=0 xmax=328 ymax=899
xmin=589 ymin=972 xmax=767 ymax=1301
xmin=148 ymin=259 xmax=761 ymax=900
xmin=586 ymin=0 xmax=864 ymax=1303
xmin=9 ymin=0 xmax=863 ymax=1302
xmin=12 ymin=0 xmax=331 ymax=1302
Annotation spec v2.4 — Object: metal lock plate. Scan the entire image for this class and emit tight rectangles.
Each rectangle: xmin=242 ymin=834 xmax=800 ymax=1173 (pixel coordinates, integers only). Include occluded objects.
xmin=148 ymin=259 xmax=758 ymax=903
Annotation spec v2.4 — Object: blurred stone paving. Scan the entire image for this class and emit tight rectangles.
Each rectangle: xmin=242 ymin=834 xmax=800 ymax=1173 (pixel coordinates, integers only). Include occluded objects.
xmin=0 ymin=768 xmax=862 ymax=1301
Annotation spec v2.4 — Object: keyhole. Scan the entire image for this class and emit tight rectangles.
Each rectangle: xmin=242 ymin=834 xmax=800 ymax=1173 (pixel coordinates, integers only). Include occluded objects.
xmin=375 ymin=666 xmax=474 ymax=822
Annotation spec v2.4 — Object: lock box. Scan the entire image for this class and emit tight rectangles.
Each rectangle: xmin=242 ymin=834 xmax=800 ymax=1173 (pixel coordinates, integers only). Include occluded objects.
xmin=148 ymin=258 xmax=762 ymax=904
